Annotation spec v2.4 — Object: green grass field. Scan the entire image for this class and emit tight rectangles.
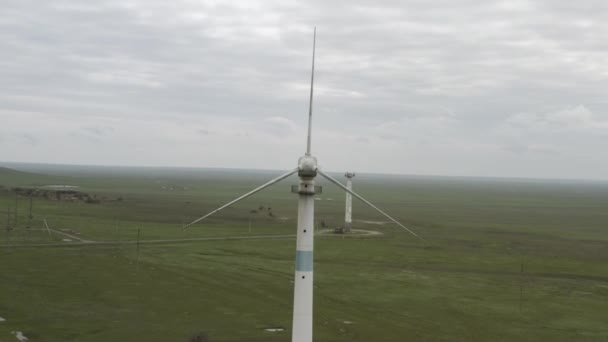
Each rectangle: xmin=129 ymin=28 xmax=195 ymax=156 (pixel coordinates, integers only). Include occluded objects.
xmin=1 ymin=164 xmax=607 ymax=341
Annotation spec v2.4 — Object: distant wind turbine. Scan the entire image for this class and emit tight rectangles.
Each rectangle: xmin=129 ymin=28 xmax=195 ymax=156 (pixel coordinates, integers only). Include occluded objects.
xmin=342 ymin=172 xmax=355 ymax=233
xmin=184 ymin=27 xmax=423 ymax=342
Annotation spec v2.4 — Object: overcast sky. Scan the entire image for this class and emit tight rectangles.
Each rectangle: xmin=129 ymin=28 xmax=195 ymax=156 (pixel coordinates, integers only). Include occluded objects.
xmin=1 ymin=0 xmax=607 ymax=180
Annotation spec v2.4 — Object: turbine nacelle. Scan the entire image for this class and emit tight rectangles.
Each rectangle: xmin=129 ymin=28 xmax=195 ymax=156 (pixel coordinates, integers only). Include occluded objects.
xmin=298 ymin=155 xmax=318 ymax=178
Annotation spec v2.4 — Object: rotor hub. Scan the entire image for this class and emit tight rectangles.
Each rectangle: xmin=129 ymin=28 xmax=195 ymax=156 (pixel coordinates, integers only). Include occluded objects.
xmin=298 ymin=155 xmax=318 ymax=178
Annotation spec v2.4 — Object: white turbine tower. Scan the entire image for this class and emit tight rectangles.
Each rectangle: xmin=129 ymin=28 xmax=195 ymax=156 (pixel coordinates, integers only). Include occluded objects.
xmin=343 ymin=172 xmax=355 ymax=233
xmin=184 ymin=28 xmax=422 ymax=342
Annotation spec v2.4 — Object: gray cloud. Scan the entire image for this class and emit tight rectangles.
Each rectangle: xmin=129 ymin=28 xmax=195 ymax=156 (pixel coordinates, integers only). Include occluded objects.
xmin=1 ymin=0 xmax=607 ymax=179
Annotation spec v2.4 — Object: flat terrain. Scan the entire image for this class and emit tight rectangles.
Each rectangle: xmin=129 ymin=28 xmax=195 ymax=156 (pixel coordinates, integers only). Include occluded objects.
xmin=1 ymin=163 xmax=607 ymax=341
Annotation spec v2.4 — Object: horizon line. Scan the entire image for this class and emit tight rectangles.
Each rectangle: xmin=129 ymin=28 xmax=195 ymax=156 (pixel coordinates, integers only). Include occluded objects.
xmin=1 ymin=160 xmax=607 ymax=184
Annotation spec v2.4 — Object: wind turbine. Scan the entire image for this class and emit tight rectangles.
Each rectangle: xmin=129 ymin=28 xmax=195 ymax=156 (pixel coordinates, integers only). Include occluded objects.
xmin=184 ymin=28 xmax=422 ymax=342
xmin=342 ymin=172 xmax=355 ymax=233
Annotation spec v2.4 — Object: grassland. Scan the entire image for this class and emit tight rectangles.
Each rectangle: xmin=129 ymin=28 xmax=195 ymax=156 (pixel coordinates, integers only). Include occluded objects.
xmin=0 ymin=163 xmax=607 ymax=341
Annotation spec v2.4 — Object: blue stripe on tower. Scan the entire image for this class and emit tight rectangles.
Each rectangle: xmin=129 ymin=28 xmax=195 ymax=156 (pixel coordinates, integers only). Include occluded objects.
xmin=295 ymin=250 xmax=313 ymax=272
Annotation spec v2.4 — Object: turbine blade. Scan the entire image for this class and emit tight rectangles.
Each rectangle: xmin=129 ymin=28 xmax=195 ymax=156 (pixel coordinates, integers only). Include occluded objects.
xmin=306 ymin=27 xmax=316 ymax=156
xmin=317 ymin=169 xmax=424 ymax=240
xmin=183 ymin=168 xmax=298 ymax=229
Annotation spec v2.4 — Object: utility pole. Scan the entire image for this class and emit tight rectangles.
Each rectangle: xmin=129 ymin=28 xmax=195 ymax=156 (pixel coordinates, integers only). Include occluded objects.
xmin=29 ymin=194 xmax=33 ymax=220
xmin=181 ymin=201 xmax=190 ymax=229
xmin=519 ymin=260 xmax=524 ymax=313
xmin=14 ymin=194 xmax=18 ymax=228
xmin=136 ymin=228 xmax=141 ymax=273
xmin=5 ymin=205 xmax=11 ymax=248
xmin=26 ymin=194 xmax=33 ymax=229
